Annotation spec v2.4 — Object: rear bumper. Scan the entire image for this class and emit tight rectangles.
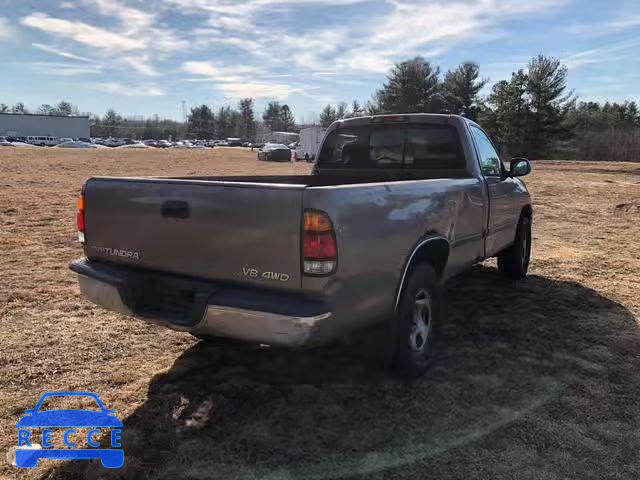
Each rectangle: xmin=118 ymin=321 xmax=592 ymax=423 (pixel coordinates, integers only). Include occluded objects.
xmin=70 ymin=258 xmax=332 ymax=347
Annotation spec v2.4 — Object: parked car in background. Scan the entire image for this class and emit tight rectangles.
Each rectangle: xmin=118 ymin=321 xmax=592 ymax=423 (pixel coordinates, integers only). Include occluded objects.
xmin=0 ymin=136 xmax=12 ymax=146
xmin=227 ymin=138 xmax=243 ymax=146
xmin=55 ymin=140 xmax=97 ymax=149
xmin=257 ymin=143 xmax=291 ymax=162
xmin=103 ymin=138 xmax=126 ymax=147
xmin=117 ymin=142 xmax=150 ymax=149
xmin=26 ymin=135 xmax=59 ymax=146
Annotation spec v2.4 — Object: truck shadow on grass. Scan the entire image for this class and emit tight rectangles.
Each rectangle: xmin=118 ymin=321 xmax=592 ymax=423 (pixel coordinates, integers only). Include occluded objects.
xmin=49 ymin=266 xmax=640 ymax=480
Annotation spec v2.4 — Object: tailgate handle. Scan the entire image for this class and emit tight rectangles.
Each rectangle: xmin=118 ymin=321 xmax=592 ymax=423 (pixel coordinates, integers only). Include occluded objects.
xmin=162 ymin=200 xmax=190 ymax=219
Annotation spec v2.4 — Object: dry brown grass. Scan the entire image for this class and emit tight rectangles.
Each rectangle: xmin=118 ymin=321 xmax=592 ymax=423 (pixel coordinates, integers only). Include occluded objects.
xmin=0 ymin=147 xmax=639 ymax=479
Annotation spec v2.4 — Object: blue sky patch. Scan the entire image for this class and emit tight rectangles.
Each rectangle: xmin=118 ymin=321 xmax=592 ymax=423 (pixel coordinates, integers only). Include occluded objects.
xmin=1 ymin=0 xmax=638 ymax=121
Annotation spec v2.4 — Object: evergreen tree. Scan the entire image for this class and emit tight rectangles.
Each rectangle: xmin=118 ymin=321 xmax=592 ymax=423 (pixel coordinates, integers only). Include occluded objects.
xmin=525 ymin=54 xmax=575 ymax=157
xmin=374 ymin=57 xmax=441 ymax=113
xmin=186 ymin=105 xmax=215 ymax=139
xmin=350 ymin=100 xmax=363 ymax=118
xmin=319 ymin=104 xmax=339 ymax=128
xmin=336 ymin=102 xmax=348 ymax=119
xmin=262 ymin=101 xmax=282 ymax=132
xmin=280 ymin=104 xmax=296 ymax=131
xmin=483 ymin=70 xmax=530 ymax=155
xmin=239 ymin=98 xmax=256 ymax=140
xmin=441 ymin=62 xmax=487 ymax=120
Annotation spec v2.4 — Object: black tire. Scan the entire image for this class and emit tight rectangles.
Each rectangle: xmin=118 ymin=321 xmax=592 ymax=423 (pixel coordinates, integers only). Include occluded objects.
xmin=498 ymin=215 xmax=531 ymax=279
xmin=393 ymin=263 xmax=442 ymax=378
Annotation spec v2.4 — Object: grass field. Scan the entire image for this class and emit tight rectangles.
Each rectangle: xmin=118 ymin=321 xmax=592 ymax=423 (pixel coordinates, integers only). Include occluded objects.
xmin=1 ymin=147 xmax=639 ymax=479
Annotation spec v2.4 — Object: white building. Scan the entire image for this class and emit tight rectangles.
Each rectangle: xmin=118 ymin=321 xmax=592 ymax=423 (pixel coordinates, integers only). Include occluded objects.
xmin=0 ymin=113 xmax=90 ymax=139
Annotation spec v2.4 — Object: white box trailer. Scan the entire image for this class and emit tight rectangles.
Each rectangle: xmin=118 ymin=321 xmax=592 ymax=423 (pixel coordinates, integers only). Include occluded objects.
xmin=295 ymin=126 xmax=324 ymax=162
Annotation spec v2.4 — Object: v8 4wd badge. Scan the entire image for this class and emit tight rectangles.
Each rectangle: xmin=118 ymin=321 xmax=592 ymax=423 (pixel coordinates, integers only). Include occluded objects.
xmin=242 ymin=266 xmax=290 ymax=282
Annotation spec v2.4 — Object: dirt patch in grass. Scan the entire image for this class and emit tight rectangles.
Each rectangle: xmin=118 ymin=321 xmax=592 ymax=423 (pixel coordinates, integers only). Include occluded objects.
xmin=614 ymin=203 xmax=640 ymax=215
xmin=0 ymin=151 xmax=639 ymax=479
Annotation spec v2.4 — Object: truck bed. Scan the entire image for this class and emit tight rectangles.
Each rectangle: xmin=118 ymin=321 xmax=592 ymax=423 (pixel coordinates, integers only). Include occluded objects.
xmin=170 ymin=170 xmax=470 ymax=185
xmin=81 ymin=171 xmax=469 ymax=293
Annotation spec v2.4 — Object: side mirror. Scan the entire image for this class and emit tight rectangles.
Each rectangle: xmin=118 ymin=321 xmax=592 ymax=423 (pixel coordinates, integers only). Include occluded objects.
xmin=510 ymin=158 xmax=531 ymax=177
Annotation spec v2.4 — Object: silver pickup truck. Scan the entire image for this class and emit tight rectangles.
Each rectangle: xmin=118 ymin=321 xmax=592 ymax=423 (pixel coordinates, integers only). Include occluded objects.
xmin=70 ymin=114 xmax=532 ymax=377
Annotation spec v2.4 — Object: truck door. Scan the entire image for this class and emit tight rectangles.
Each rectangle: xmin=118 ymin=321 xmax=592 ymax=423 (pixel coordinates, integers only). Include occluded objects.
xmin=469 ymin=125 xmax=519 ymax=256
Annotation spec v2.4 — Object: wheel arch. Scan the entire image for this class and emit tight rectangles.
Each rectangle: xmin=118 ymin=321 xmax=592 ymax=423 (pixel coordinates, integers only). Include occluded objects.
xmin=521 ymin=204 xmax=533 ymax=219
xmin=394 ymin=235 xmax=450 ymax=311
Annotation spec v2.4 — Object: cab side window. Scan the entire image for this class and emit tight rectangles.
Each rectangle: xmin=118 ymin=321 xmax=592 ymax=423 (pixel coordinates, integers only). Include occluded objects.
xmin=470 ymin=126 xmax=502 ymax=177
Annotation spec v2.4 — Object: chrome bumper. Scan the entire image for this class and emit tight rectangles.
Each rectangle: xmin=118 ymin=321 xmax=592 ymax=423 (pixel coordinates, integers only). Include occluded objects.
xmin=76 ymin=273 xmax=332 ymax=347
xmin=200 ymin=305 xmax=331 ymax=347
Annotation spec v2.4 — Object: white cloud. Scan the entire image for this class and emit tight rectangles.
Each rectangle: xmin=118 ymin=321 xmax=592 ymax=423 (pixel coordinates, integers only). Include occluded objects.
xmin=121 ymin=56 xmax=159 ymax=76
xmin=32 ymin=42 xmax=94 ymax=62
xmin=217 ymin=82 xmax=299 ymax=98
xmin=30 ymin=61 xmax=103 ymax=76
xmin=205 ymin=15 xmax=246 ymax=31
xmin=329 ymin=0 xmax=567 ymax=73
xmin=22 ymin=1 xmax=188 ymax=78
xmin=0 ymin=16 xmax=15 ymax=40
xmin=182 ymin=61 xmax=262 ymax=82
xmin=181 ymin=61 xmax=299 ymax=99
xmin=18 ymin=0 xmax=568 ymax=110
xmin=178 ymin=0 xmax=566 ymax=78
xmin=95 ymin=82 xmax=166 ymax=96
xmin=565 ymin=9 xmax=640 ymax=38
xmin=22 ymin=13 xmax=145 ymax=51
xmin=561 ymin=38 xmax=640 ymax=69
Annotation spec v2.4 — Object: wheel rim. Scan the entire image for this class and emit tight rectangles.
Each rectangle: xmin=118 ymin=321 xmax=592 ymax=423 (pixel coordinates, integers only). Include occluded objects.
xmin=409 ymin=289 xmax=431 ymax=352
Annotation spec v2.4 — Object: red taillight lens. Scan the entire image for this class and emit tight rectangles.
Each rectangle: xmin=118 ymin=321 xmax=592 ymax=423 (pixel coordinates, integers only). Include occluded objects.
xmin=76 ymin=210 xmax=85 ymax=232
xmin=76 ymin=194 xmax=85 ymax=243
xmin=303 ymin=210 xmax=337 ymax=275
xmin=303 ymin=233 xmax=337 ymax=258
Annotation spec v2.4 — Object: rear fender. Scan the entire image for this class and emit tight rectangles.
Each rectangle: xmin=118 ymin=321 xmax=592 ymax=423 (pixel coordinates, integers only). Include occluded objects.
xmin=394 ymin=236 xmax=450 ymax=311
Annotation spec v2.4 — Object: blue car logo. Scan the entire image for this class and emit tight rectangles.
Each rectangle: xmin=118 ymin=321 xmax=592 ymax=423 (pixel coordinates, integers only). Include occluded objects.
xmin=15 ymin=391 xmax=123 ymax=468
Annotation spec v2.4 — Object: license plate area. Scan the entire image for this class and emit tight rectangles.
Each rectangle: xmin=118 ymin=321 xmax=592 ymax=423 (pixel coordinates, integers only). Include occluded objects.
xmin=132 ymin=274 xmax=218 ymax=326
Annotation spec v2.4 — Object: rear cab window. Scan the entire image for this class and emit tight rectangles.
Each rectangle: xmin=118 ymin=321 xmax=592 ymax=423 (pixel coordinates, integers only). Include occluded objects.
xmin=317 ymin=123 xmax=467 ymax=173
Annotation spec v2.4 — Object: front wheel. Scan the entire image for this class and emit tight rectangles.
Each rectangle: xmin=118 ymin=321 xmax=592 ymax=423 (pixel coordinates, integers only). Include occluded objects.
xmin=498 ymin=215 xmax=531 ymax=279
xmin=393 ymin=263 xmax=442 ymax=378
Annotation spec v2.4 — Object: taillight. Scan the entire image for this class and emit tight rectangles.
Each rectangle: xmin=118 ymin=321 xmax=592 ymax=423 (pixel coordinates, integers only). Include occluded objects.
xmin=303 ymin=210 xmax=337 ymax=275
xmin=76 ymin=194 xmax=85 ymax=243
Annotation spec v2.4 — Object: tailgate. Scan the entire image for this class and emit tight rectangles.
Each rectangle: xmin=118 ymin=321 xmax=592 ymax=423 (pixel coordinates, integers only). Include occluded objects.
xmin=83 ymin=177 xmax=305 ymax=290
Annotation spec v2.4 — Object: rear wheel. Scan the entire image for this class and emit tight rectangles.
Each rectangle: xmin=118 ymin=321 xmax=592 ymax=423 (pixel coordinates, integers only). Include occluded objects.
xmin=393 ymin=264 xmax=442 ymax=378
xmin=498 ymin=215 xmax=531 ymax=279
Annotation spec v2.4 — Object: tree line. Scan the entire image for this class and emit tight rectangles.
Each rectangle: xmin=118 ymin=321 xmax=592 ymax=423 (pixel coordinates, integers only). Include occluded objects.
xmin=0 ymin=100 xmax=82 ymax=117
xmin=3 ymin=54 xmax=639 ymax=160
xmin=184 ymin=99 xmax=299 ymax=140
xmin=317 ymin=55 xmax=639 ymax=160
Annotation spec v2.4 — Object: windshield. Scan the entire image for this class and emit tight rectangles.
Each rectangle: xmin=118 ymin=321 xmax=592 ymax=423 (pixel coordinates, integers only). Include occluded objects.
xmin=317 ymin=124 xmax=465 ymax=170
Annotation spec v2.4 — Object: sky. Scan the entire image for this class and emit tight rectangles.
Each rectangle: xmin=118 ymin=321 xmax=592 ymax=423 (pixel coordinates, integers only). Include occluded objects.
xmin=0 ymin=0 xmax=639 ymax=122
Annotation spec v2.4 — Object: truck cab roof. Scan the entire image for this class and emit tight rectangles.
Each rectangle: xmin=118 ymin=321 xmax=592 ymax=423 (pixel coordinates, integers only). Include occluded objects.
xmin=333 ymin=113 xmax=467 ymax=129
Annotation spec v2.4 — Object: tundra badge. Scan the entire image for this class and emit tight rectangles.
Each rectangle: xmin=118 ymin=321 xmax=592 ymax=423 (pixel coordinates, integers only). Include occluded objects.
xmin=91 ymin=246 xmax=142 ymax=261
